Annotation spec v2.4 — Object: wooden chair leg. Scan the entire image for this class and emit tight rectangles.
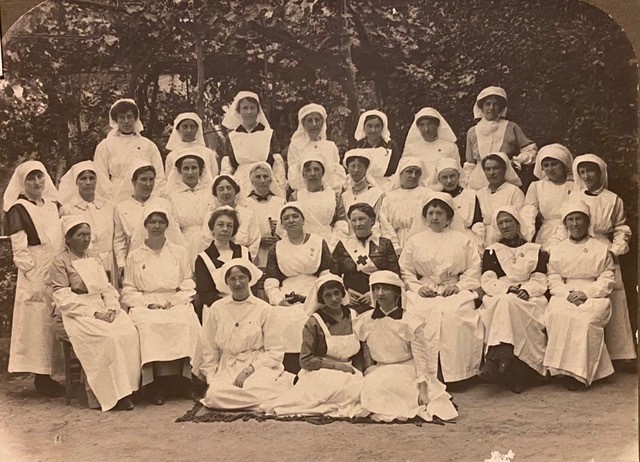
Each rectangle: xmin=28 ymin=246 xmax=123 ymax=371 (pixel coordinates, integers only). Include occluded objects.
xmin=62 ymin=341 xmax=72 ymax=406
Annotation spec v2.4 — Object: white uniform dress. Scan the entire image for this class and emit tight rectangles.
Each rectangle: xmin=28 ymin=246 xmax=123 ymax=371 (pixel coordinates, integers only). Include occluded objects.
xmin=378 ymin=186 xmax=432 ymax=252
xmin=477 ymin=182 xmax=526 ymax=245
xmin=402 ymin=138 xmax=460 ymax=181
xmin=293 ymin=188 xmax=348 ymax=250
xmin=51 ymin=251 xmax=140 ymax=411
xmin=400 ymin=228 xmax=483 ymax=382
xmin=197 ymin=295 xmax=294 ymax=410
xmin=522 ymin=179 xmax=574 ymax=249
xmin=121 ymin=241 xmax=202 ymax=386
xmin=543 ymin=237 xmax=615 ymax=385
xmin=479 ymin=241 xmax=548 ymax=375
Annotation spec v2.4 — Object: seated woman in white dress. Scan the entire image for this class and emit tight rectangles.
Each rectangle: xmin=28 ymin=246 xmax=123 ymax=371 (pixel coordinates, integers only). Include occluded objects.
xmin=164 ymin=112 xmax=219 ymax=179
xmin=567 ymin=154 xmax=635 ymax=362
xmin=200 ymin=174 xmax=261 ymax=258
xmin=402 ymin=107 xmax=460 ymax=181
xmin=378 ymin=156 xmax=432 ymax=254
xmin=197 ymin=258 xmax=294 ymax=410
xmin=287 ymin=103 xmax=346 ymax=193
xmin=263 ymin=274 xmax=365 ymax=418
xmin=121 ymin=205 xmax=201 ymax=405
xmin=340 ymin=149 xmax=385 ymax=216
xmin=93 ymin=98 xmax=165 ymax=203
xmin=290 ymin=154 xmax=348 ymax=250
xmin=59 ymin=160 xmax=116 ymax=283
xmin=477 ymin=206 xmax=549 ymax=393
xmin=264 ymin=203 xmax=332 ymax=366
xmin=354 ymin=270 xmax=458 ymax=422
xmin=543 ymin=201 xmax=615 ymax=390
xmin=51 ymin=215 xmax=140 ymax=411
xmin=400 ymin=192 xmax=483 ymax=384
xmin=165 ymin=151 xmax=214 ymax=265
xmin=476 ymin=152 xmax=526 ymax=245
xmin=244 ymin=162 xmax=286 ymax=268
xmin=521 ymin=143 xmax=574 ymax=249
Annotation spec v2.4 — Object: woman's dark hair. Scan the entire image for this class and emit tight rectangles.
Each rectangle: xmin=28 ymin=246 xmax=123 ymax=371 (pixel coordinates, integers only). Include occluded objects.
xmin=144 ymin=211 xmax=168 ymax=227
xmin=416 ymin=115 xmax=440 ymax=126
xmin=207 ymin=208 xmax=240 ymax=237
xmin=132 ymin=165 xmax=156 ymax=182
xmin=25 ymin=169 xmax=44 ymax=181
xmin=422 ymin=199 xmax=455 ymax=220
xmin=364 ymin=114 xmax=383 ymax=126
xmin=65 ymin=222 xmax=90 ymax=242
xmin=476 ymin=95 xmax=507 ymax=112
xmin=176 ymin=118 xmax=198 ymax=130
xmin=236 ymin=96 xmax=260 ymax=112
xmin=577 ymin=161 xmax=601 ymax=174
xmin=110 ymin=100 xmax=139 ymax=121
xmin=225 ymin=265 xmax=252 ymax=282
xmin=75 ymin=169 xmax=96 ymax=181
xmin=345 ymin=155 xmax=370 ymax=169
xmin=175 ymin=155 xmax=205 ymax=172
xmin=302 ymin=160 xmax=325 ymax=175
xmin=212 ymin=175 xmax=241 ymax=196
xmin=318 ymin=280 xmax=346 ymax=301
xmin=481 ymin=154 xmax=507 ymax=171
xmin=280 ymin=206 xmax=305 ymax=221
xmin=347 ymin=202 xmax=376 ymax=221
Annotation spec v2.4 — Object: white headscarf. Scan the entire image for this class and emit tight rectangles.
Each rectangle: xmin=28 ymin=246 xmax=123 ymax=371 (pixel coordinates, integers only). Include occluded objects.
xmin=369 ymin=270 xmax=407 ymax=311
xmin=3 ymin=160 xmax=58 ymax=212
xmin=289 ymin=103 xmax=328 ymax=152
xmin=482 ymin=152 xmax=522 ymax=187
xmin=572 ymin=154 xmax=608 ymax=190
xmin=391 ymin=156 xmax=424 ymax=190
xmin=353 ymin=109 xmax=391 ymax=143
xmin=303 ymin=273 xmax=349 ymax=315
xmin=299 ymin=151 xmax=333 ymax=188
xmin=61 ymin=213 xmax=92 ymax=238
xmin=560 ymin=200 xmax=594 ymax=237
xmin=473 ymin=86 xmax=508 ymax=120
xmin=405 ymin=107 xmax=457 ymax=145
xmin=107 ymin=98 xmax=144 ymax=137
xmin=166 ymin=112 xmax=206 ymax=151
xmin=428 ymin=157 xmax=465 ymax=191
xmin=129 ymin=203 xmax=187 ymax=252
xmin=278 ymin=201 xmax=305 ymax=223
xmin=221 ymin=91 xmax=271 ymax=131
xmin=491 ymin=205 xmax=530 ymax=242
xmin=212 ymin=257 xmax=263 ymax=293
xmin=58 ymin=160 xmax=112 ymax=207
xmin=165 ymin=150 xmax=214 ymax=195
xmin=534 ymin=144 xmax=574 ymax=180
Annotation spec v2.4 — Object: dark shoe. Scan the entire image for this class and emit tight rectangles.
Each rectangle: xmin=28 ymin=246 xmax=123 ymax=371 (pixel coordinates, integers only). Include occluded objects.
xmin=147 ymin=383 xmax=166 ymax=405
xmin=563 ymin=376 xmax=586 ymax=391
xmin=34 ymin=375 xmax=65 ymax=397
xmin=114 ymin=396 xmax=134 ymax=411
xmin=183 ymin=381 xmax=198 ymax=400
xmin=477 ymin=360 xmax=499 ymax=383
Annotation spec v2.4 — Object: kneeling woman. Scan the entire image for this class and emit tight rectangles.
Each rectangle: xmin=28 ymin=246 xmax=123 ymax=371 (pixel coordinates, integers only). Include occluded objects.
xmin=478 ymin=206 xmax=548 ymax=393
xmin=52 ymin=216 xmax=141 ymax=411
xmin=198 ymin=258 xmax=294 ymax=410
xmin=121 ymin=206 xmax=201 ymax=404
xmin=264 ymin=274 xmax=364 ymax=417
xmin=354 ymin=271 xmax=458 ymax=422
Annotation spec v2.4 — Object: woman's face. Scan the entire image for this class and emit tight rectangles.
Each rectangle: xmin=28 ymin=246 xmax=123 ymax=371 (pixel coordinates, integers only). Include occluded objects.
xmin=496 ymin=212 xmax=519 ymax=241
xmin=238 ymin=99 xmax=259 ymax=126
xmin=577 ymin=162 xmax=602 ymax=191
xmin=349 ymin=209 xmax=374 ymax=238
xmin=216 ymin=179 xmax=237 ymax=205
xmin=180 ymin=158 xmax=201 ymax=188
xmin=364 ymin=117 xmax=383 ymax=141
xmin=372 ymin=283 xmax=400 ymax=311
xmin=481 ymin=96 xmax=503 ymax=121
xmin=417 ymin=117 xmax=439 ymax=141
xmin=250 ymin=168 xmax=272 ymax=195
xmin=302 ymin=161 xmax=324 ymax=189
xmin=76 ymin=170 xmax=97 ymax=201
xmin=438 ymin=168 xmax=460 ymax=192
xmin=23 ymin=170 xmax=45 ymax=199
xmin=144 ymin=213 xmax=168 ymax=238
xmin=133 ymin=170 xmax=155 ymax=199
xmin=226 ymin=266 xmax=251 ymax=299
xmin=321 ymin=285 xmax=344 ymax=311
xmin=116 ymin=109 xmax=137 ymax=133
xmin=564 ymin=212 xmax=589 ymax=240
xmin=541 ymin=157 xmax=567 ymax=183
xmin=281 ymin=208 xmax=304 ymax=235
xmin=212 ymin=215 xmax=235 ymax=243
xmin=425 ymin=204 xmax=450 ymax=232
xmin=399 ymin=166 xmax=422 ymax=189
xmin=483 ymin=159 xmax=506 ymax=186
xmin=302 ymin=112 xmax=324 ymax=140
xmin=177 ymin=119 xmax=198 ymax=143
xmin=347 ymin=158 xmax=368 ymax=184
xmin=67 ymin=224 xmax=92 ymax=255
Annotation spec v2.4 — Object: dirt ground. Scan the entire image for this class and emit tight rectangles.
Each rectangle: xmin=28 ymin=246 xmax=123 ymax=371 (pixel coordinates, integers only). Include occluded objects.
xmin=0 ymin=371 xmax=637 ymax=462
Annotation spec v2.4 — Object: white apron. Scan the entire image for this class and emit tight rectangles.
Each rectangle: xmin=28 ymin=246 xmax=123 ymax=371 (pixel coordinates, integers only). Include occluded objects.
xmin=468 ymin=120 xmax=509 ymax=190
xmin=297 ymin=188 xmax=340 ymax=249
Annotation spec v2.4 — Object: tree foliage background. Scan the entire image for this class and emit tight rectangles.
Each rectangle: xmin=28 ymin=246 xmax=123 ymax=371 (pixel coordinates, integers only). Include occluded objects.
xmin=0 ymin=0 xmax=637 ymax=336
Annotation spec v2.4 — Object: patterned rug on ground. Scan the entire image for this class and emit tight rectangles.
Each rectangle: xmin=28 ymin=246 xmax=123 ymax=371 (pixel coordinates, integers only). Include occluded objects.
xmin=176 ymin=402 xmax=453 ymax=426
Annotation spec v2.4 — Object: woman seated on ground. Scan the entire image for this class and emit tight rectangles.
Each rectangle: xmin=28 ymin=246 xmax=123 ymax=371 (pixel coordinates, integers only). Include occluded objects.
xmin=400 ymin=193 xmax=483 ymax=385
xmin=264 ymin=203 xmax=332 ymax=363
xmin=194 ymin=207 xmax=251 ymax=322
xmin=340 ymin=149 xmax=385 ymax=215
xmin=330 ymin=203 xmax=400 ymax=314
xmin=476 ymin=152 xmax=526 ymax=245
xmin=244 ymin=162 xmax=286 ymax=268
xmin=200 ymin=174 xmax=261 ymax=259
xmin=165 ymin=112 xmax=219 ymax=180
xmin=477 ymin=206 xmax=548 ymax=393
xmin=121 ymin=205 xmax=201 ymax=405
xmin=543 ymin=201 xmax=615 ymax=390
xmin=197 ymin=258 xmax=294 ymax=410
xmin=263 ymin=274 xmax=365 ymax=418
xmin=290 ymin=154 xmax=348 ymax=250
xmin=51 ymin=216 xmax=140 ymax=411
xmin=354 ymin=270 xmax=458 ymax=422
